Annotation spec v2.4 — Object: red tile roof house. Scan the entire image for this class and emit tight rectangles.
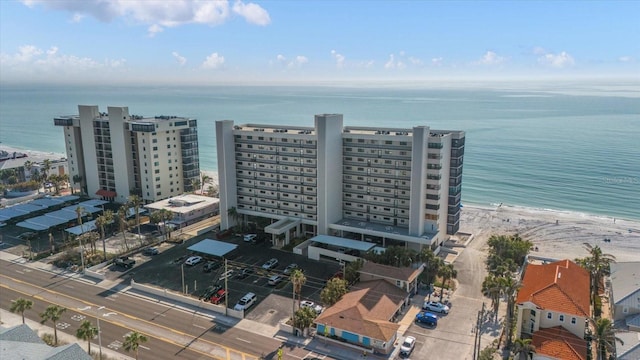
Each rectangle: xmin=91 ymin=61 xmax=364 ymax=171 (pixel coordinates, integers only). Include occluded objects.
xmin=515 ymin=259 xmax=591 ymax=360
xmin=314 ymin=279 xmax=409 ymax=355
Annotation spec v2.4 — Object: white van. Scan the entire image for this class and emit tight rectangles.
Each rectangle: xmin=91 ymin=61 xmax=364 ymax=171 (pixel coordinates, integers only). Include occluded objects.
xmin=234 ymin=292 xmax=257 ymax=311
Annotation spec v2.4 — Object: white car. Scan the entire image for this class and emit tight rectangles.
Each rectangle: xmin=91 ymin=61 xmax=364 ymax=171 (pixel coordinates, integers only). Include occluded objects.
xmin=300 ymin=300 xmax=323 ymax=314
xmin=261 ymin=258 xmax=279 ymax=270
xmin=243 ymin=234 xmax=257 ymax=242
xmin=422 ymin=301 xmax=450 ymax=314
xmin=399 ymin=336 xmax=416 ymax=356
xmin=184 ymin=256 xmax=203 ymax=266
xmin=233 ymin=292 xmax=257 ymax=311
xmin=268 ymin=275 xmax=283 ymax=286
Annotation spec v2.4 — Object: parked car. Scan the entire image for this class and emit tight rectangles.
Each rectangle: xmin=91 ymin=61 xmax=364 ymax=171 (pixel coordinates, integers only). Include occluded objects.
xmin=143 ymin=247 xmax=159 ymax=256
xmin=184 ymin=256 xmax=203 ymax=266
xmin=283 ymin=263 xmax=301 ymax=275
xmin=262 ymin=258 xmax=279 ymax=270
xmin=199 ymin=284 xmax=222 ymax=300
xmin=210 ymin=288 xmax=227 ymax=304
xmin=300 ymin=300 xmax=323 ymax=314
xmin=233 ymin=292 xmax=257 ymax=311
xmin=415 ymin=311 xmax=438 ymax=326
xmin=236 ymin=267 xmax=254 ymax=279
xmin=423 ymin=301 xmax=450 ymax=314
xmin=203 ymin=261 xmax=220 ymax=272
xmin=243 ymin=234 xmax=258 ymax=242
xmin=114 ymin=256 xmax=135 ymax=269
xmin=268 ymin=275 xmax=283 ymax=286
xmin=399 ymin=336 xmax=416 ymax=356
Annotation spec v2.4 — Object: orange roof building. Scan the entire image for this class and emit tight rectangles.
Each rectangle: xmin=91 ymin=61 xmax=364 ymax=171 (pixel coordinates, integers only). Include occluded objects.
xmin=532 ymin=326 xmax=588 ymax=360
xmin=515 ymin=259 xmax=591 ymax=343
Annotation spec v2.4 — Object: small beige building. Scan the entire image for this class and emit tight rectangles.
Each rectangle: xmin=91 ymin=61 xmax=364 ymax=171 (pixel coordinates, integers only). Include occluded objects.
xmin=145 ymin=194 xmax=219 ymax=228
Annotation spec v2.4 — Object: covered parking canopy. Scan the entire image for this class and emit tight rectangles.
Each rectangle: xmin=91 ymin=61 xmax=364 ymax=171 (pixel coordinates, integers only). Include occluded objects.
xmin=310 ymin=235 xmax=377 ymax=252
xmin=16 ymin=204 xmax=102 ymax=232
xmin=0 ymin=195 xmax=80 ymax=222
xmin=65 ymin=220 xmax=98 ymax=236
xmin=187 ymin=239 xmax=238 ymax=258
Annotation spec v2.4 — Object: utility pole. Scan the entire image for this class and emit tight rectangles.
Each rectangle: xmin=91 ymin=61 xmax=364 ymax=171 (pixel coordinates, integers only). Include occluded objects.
xmin=476 ymin=302 xmax=486 ymax=359
xmin=473 ymin=306 xmax=481 ymax=360
xmin=224 ymin=258 xmax=228 ymax=316
xmin=96 ymin=306 xmax=105 ymax=360
xmin=181 ymin=264 xmax=185 ymax=294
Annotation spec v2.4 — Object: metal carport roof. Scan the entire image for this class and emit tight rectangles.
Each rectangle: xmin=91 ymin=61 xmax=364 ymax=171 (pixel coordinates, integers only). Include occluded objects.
xmin=65 ymin=220 xmax=98 ymax=235
xmin=309 ymin=235 xmax=377 ymax=252
xmin=187 ymin=239 xmax=238 ymax=258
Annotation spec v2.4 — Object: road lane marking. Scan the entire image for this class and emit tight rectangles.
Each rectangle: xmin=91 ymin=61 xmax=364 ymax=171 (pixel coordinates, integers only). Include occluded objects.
xmin=0 ymin=276 xmax=259 ymax=359
xmin=235 ymin=337 xmax=251 ymax=343
xmin=193 ymin=324 xmax=207 ymax=330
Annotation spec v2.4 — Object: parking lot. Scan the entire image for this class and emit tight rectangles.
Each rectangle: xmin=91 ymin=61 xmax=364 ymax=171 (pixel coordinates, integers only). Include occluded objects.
xmin=121 ymin=231 xmax=341 ymax=323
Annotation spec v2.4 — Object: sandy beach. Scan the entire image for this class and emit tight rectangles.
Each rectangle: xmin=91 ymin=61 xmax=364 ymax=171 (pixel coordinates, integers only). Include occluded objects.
xmin=460 ymin=204 xmax=640 ymax=262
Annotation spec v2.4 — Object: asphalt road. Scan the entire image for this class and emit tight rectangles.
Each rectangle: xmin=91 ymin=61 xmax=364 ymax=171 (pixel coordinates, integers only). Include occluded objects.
xmin=0 ymin=258 xmax=282 ymax=359
xmin=399 ymin=242 xmax=500 ymax=360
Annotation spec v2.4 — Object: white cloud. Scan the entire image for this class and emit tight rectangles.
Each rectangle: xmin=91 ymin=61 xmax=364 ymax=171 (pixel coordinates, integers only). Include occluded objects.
xmin=274 ymin=54 xmax=308 ymax=69
xmin=71 ymin=13 xmax=84 ymax=23
xmin=478 ymin=51 xmax=505 ymax=65
xmin=331 ymin=50 xmax=345 ymax=69
xmin=408 ymin=56 xmax=423 ymax=66
xmin=384 ymin=54 xmax=406 ymax=70
xmin=0 ymin=45 xmax=125 ymax=77
xmin=148 ymin=24 xmax=164 ymax=37
xmin=538 ymin=51 xmax=575 ymax=68
xmin=20 ymin=0 xmax=270 ymax=33
xmin=532 ymin=46 xmax=546 ymax=55
xmin=431 ymin=57 xmax=443 ymax=66
xmin=172 ymin=51 xmax=187 ymax=66
xmin=232 ymin=0 xmax=271 ymax=25
xmin=619 ymin=56 xmax=634 ymax=63
xmin=202 ymin=52 xmax=225 ymax=69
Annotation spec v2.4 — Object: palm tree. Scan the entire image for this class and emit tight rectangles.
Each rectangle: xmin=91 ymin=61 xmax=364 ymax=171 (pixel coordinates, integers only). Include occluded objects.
xmin=580 ymin=243 xmax=616 ymax=308
xmin=511 ymin=338 xmax=536 ymax=360
xmin=149 ymin=210 xmax=165 ymax=242
xmin=159 ymin=209 xmax=174 ymax=240
xmin=482 ymin=275 xmax=503 ymax=321
xmin=227 ymin=206 xmax=240 ymax=228
xmin=593 ymin=317 xmax=623 ymax=360
xmin=191 ymin=178 xmax=201 ymax=194
xmin=9 ymin=297 xmax=33 ymax=324
xmin=117 ymin=206 xmax=130 ymax=251
xmin=79 ymin=231 xmax=100 ymax=256
xmin=502 ymin=276 xmax=522 ymax=347
xmin=76 ymin=319 xmax=98 ymax=354
xmin=41 ymin=159 xmax=51 ymax=190
xmin=290 ymin=269 xmax=306 ymax=329
xmin=123 ymin=331 xmax=148 ymax=359
xmin=96 ymin=210 xmax=114 ymax=261
xmin=294 ymin=306 xmax=317 ymax=334
xmin=200 ymin=172 xmax=211 ymax=195
xmin=128 ymin=195 xmax=143 ymax=239
xmin=23 ymin=160 xmax=33 ymax=181
xmin=438 ymin=263 xmax=457 ymax=302
xmin=40 ymin=305 xmax=67 ymax=345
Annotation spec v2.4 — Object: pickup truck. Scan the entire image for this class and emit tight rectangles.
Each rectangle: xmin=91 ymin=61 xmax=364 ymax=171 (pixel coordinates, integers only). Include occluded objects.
xmin=114 ymin=256 xmax=135 ymax=269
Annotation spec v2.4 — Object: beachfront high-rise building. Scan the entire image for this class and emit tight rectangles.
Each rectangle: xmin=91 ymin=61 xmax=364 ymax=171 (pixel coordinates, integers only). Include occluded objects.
xmin=54 ymin=105 xmax=199 ymax=204
xmin=216 ymin=114 xmax=464 ymax=250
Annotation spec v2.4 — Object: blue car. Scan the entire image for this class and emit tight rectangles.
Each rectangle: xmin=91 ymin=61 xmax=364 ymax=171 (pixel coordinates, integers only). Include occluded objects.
xmin=415 ymin=311 xmax=438 ymax=326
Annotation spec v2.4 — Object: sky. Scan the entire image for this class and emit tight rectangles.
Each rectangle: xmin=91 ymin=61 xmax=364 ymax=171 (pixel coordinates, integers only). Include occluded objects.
xmin=0 ymin=0 xmax=639 ymax=85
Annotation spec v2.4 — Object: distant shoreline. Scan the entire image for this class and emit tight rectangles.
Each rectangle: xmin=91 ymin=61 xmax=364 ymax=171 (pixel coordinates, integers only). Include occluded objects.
xmin=3 ymin=144 xmax=638 ymax=223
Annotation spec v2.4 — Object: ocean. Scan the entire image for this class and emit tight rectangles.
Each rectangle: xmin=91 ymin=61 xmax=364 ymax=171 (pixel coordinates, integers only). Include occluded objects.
xmin=1 ymin=82 xmax=639 ymax=221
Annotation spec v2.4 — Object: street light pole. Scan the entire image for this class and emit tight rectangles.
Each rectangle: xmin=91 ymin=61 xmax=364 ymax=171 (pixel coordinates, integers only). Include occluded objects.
xmin=181 ymin=264 xmax=185 ymax=294
xmin=96 ymin=306 xmax=105 ymax=359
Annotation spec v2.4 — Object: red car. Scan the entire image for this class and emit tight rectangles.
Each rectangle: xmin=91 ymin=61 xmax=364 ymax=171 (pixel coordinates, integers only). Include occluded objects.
xmin=210 ymin=289 xmax=227 ymax=304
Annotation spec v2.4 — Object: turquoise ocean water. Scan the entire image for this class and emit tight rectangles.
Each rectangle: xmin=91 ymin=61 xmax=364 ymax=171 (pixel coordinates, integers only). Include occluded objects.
xmin=1 ymin=83 xmax=638 ymax=220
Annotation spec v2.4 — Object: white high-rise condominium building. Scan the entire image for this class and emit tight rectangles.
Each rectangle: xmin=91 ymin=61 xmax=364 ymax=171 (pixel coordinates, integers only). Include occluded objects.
xmin=216 ymin=114 xmax=464 ymax=251
xmin=54 ymin=105 xmax=200 ymax=204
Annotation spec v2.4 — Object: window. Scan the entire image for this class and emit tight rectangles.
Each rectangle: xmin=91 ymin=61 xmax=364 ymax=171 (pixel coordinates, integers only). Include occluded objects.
xmin=547 ymin=313 xmax=552 ymax=319
xmin=559 ymin=315 xmax=564 ymax=322
xmin=571 ymin=317 xmax=576 ymax=324
xmin=154 ymin=169 xmax=159 ymax=174
xmin=153 ymin=146 xmax=158 ymax=151
xmin=152 ymin=138 xmax=157 ymax=143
